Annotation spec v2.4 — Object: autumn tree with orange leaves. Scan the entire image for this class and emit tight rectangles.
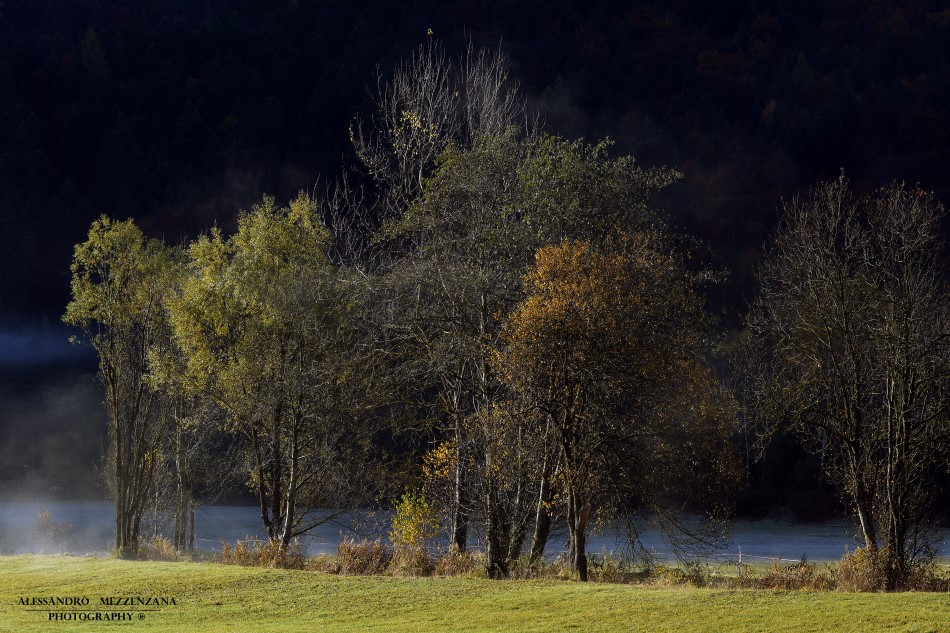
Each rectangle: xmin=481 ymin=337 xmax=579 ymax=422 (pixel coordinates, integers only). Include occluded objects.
xmin=494 ymin=236 xmax=740 ymax=581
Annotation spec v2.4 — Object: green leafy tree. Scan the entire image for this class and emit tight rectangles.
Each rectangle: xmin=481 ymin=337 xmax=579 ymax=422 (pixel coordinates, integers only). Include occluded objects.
xmin=64 ymin=216 xmax=176 ymax=558
xmin=380 ymin=132 xmax=532 ymax=566
xmin=168 ymin=193 xmax=377 ymax=549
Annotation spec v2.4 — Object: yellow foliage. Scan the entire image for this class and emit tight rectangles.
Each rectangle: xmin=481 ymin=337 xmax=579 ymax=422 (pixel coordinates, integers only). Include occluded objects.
xmin=422 ymin=440 xmax=456 ymax=482
xmin=389 ymin=490 xmax=438 ymax=552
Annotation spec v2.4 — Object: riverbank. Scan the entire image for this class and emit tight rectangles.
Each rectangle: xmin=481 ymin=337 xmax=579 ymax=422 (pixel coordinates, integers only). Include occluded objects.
xmin=5 ymin=499 xmax=950 ymax=563
xmin=1 ymin=555 xmax=948 ymax=632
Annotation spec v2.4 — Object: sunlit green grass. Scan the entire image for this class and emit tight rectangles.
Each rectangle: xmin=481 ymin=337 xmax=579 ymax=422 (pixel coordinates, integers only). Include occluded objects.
xmin=0 ymin=555 xmax=947 ymax=632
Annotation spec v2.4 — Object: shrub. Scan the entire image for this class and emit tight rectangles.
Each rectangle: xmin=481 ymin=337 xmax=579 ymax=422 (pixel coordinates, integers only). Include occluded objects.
xmin=837 ymin=547 xmax=887 ymax=592
xmin=219 ymin=538 xmax=306 ymax=569
xmin=434 ymin=547 xmax=485 ymax=578
xmin=391 ymin=546 xmax=435 ymax=576
xmin=336 ymin=539 xmax=392 ymax=575
xmin=905 ymin=563 xmax=950 ymax=592
xmin=651 ymin=562 xmax=711 ymax=588
xmin=307 ymin=553 xmax=339 ymax=574
xmin=752 ymin=560 xmax=834 ymax=591
xmin=506 ymin=555 xmax=551 ymax=580
xmin=587 ymin=551 xmax=644 ymax=584
xmin=388 ymin=490 xmax=438 ymax=576
xmin=138 ymin=535 xmax=181 ymax=562
xmin=33 ymin=510 xmax=74 ymax=552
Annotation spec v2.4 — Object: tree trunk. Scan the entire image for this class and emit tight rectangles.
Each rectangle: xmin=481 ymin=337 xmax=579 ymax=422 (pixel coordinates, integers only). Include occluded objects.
xmin=529 ymin=459 xmax=555 ymax=564
xmin=854 ymin=480 xmax=877 ymax=550
xmin=507 ymin=501 xmax=528 ymax=564
xmin=485 ymin=478 xmax=509 ymax=578
xmin=279 ymin=409 xmax=301 ymax=551
xmin=573 ymin=495 xmax=590 ymax=582
xmin=451 ymin=416 xmax=468 ymax=552
xmin=250 ymin=424 xmax=273 ymax=539
xmin=173 ymin=422 xmax=189 ymax=552
xmin=188 ymin=504 xmax=196 ymax=551
xmin=270 ymin=406 xmax=283 ymax=543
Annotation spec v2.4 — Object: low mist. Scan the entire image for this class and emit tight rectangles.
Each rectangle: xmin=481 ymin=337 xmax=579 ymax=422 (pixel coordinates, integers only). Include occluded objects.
xmin=0 ymin=371 xmax=105 ymax=500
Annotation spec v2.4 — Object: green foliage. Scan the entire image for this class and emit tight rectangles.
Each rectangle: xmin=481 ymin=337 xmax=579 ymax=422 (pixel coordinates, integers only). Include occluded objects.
xmin=63 ymin=215 xmax=175 ymax=334
xmin=389 ymin=490 xmax=438 ymax=575
xmin=63 ymin=215 xmax=178 ymax=557
xmin=169 ymin=193 xmax=338 ymax=401
xmin=518 ymin=135 xmax=680 ymax=243
xmin=166 ymin=192 xmax=373 ymax=546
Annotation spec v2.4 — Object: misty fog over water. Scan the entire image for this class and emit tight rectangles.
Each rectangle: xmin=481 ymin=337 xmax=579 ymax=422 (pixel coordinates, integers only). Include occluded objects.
xmin=3 ymin=500 xmax=947 ymax=563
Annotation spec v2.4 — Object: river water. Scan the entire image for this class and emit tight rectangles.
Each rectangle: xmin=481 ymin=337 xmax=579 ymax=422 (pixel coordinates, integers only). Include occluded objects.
xmin=2 ymin=500 xmax=947 ymax=563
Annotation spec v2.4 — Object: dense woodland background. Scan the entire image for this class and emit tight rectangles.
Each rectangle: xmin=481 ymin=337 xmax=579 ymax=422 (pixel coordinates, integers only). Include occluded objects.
xmin=1 ymin=0 xmax=948 ymax=520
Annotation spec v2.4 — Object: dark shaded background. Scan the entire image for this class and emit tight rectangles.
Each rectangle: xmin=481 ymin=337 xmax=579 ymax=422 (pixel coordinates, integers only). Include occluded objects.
xmin=1 ymin=0 xmax=947 ymax=515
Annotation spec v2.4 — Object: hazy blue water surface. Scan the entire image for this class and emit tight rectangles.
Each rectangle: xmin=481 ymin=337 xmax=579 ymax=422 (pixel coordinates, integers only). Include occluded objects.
xmin=1 ymin=500 xmax=947 ymax=563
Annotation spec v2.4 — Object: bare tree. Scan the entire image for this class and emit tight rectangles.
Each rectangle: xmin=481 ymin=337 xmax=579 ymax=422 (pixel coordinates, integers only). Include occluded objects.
xmin=350 ymin=38 xmax=524 ymax=222
xmin=743 ymin=175 xmax=950 ymax=588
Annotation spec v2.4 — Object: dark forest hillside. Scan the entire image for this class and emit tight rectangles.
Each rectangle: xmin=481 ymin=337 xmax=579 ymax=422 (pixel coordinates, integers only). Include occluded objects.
xmin=1 ymin=0 xmax=948 ymax=320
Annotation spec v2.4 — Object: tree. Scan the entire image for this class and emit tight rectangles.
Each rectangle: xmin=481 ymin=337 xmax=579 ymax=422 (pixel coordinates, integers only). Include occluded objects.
xmin=147 ymin=363 xmax=238 ymax=554
xmin=64 ymin=216 xmax=176 ymax=558
xmin=373 ymin=125 xmax=685 ymax=573
xmin=379 ymin=131 xmax=532 ymax=563
xmin=348 ymin=39 xmax=528 ymax=557
xmin=508 ymin=135 xmax=684 ymax=567
xmin=350 ymin=38 xmax=525 ymax=222
xmin=494 ymin=237 xmax=739 ymax=581
xmin=353 ymin=41 xmax=685 ymax=574
xmin=168 ymin=194 xmax=378 ymax=549
xmin=743 ymin=176 xmax=950 ymax=588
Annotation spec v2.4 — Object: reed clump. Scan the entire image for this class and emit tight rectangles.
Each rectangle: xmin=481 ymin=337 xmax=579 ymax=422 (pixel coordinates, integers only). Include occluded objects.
xmin=219 ymin=538 xmax=307 ymax=569
xmin=334 ymin=538 xmax=392 ymax=575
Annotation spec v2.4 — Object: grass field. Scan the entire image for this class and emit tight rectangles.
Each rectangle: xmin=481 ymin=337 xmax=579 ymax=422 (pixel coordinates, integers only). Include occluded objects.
xmin=1 ymin=555 xmax=948 ymax=632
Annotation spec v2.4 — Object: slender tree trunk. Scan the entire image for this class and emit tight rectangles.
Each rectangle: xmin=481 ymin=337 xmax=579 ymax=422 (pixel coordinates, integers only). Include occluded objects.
xmin=572 ymin=493 xmax=590 ymax=582
xmin=113 ymin=382 xmax=131 ymax=557
xmin=280 ymin=410 xmax=301 ymax=551
xmin=451 ymin=415 xmax=468 ymax=551
xmin=188 ymin=504 xmax=196 ymax=552
xmin=529 ymin=458 xmax=555 ymax=564
xmin=566 ymin=487 xmax=576 ymax=570
xmin=250 ymin=425 xmax=273 ymax=538
xmin=485 ymin=474 xmax=509 ymax=578
xmin=130 ymin=512 xmax=142 ymax=558
xmin=174 ymin=421 xmax=187 ymax=551
xmin=270 ymin=406 xmax=283 ymax=542
xmin=854 ymin=481 xmax=877 ymax=550
xmin=507 ymin=492 xmax=528 ymax=563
